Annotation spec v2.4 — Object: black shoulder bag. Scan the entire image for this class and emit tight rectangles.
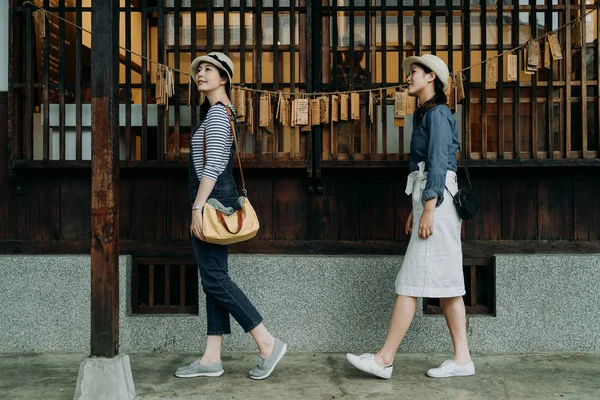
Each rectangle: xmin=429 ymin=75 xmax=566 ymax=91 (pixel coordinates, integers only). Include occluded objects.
xmin=445 ymin=148 xmax=479 ymax=220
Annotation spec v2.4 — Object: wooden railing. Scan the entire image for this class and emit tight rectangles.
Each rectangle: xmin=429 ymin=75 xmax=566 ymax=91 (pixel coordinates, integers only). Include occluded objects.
xmin=9 ymin=0 xmax=599 ymax=171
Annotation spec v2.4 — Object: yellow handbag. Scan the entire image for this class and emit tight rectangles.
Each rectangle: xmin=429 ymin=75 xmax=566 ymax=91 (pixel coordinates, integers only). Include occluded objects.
xmin=202 ymin=105 xmax=260 ymax=245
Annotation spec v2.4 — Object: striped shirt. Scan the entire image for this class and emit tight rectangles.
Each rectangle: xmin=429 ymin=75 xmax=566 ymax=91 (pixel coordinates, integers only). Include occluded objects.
xmin=191 ymin=103 xmax=235 ymax=182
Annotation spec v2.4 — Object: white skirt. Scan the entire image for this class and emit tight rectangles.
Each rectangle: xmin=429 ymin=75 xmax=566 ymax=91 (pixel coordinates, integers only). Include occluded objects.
xmin=395 ymin=166 xmax=465 ymax=298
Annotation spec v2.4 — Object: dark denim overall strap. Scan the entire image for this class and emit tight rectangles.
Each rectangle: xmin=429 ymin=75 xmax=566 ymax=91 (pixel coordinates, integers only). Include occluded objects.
xmin=188 ymin=104 xmax=239 ymax=209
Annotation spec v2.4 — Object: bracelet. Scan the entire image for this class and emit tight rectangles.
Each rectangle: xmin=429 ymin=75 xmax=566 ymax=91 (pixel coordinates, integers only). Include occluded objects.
xmin=192 ymin=205 xmax=203 ymax=211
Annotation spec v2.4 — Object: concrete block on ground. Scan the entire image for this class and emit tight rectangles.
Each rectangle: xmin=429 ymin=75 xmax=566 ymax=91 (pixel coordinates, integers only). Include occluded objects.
xmin=73 ymin=355 xmax=135 ymax=400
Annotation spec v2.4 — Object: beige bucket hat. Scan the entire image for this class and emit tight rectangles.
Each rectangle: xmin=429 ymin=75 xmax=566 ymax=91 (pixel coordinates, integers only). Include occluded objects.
xmin=190 ymin=52 xmax=234 ymax=92
xmin=401 ymin=54 xmax=450 ymax=92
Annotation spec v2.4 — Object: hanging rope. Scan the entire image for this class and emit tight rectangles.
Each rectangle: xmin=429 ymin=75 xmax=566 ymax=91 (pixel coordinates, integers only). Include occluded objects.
xmin=23 ymin=0 xmax=600 ymax=98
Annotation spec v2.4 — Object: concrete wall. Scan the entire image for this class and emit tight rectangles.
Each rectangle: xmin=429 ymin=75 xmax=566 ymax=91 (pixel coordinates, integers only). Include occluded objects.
xmin=0 ymin=254 xmax=599 ymax=353
xmin=0 ymin=0 xmax=8 ymax=91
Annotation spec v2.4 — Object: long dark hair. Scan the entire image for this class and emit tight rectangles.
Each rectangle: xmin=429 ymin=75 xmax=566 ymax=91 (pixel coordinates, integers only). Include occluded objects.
xmin=413 ymin=62 xmax=447 ymax=124
xmin=198 ymin=67 xmax=231 ymax=121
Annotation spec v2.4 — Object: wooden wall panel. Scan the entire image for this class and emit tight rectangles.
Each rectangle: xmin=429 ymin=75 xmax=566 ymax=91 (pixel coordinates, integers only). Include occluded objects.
xmin=166 ymin=176 xmax=190 ymax=240
xmin=272 ymin=175 xmax=307 ymax=240
xmin=60 ymin=175 xmax=91 ymax=240
xmin=129 ymin=177 xmax=167 ymax=240
xmin=394 ymin=182 xmax=412 ymax=241
xmin=573 ymin=172 xmax=600 ymax=240
xmin=119 ymin=175 xmax=131 ymax=239
xmin=501 ymin=174 xmax=538 ymax=240
xmin=0 ymin=93 xmax=8 ymax=239
xmin=538 ymin=173 xmax=574 ymax=240
xmin=359 ymin=174 xmax=395 ymax=240
xmin=10 ymin=176 xmax=61 ymax=240
xmin=465 ymin=176 xmax=502 ymax=240
xmin=246 ymin=174 xmax=273 ymax=240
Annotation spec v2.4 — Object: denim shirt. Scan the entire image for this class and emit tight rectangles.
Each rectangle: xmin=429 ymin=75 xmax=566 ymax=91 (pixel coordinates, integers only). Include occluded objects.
xmin=408 ymin=104 xmax=459 ymax=206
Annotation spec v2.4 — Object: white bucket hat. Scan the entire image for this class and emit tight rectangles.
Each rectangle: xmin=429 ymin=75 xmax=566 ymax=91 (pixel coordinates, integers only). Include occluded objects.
xmin=402 ymin=54 xmax=450 ymax=92
xmin=190 ymin=52 xmax=234 ymax=92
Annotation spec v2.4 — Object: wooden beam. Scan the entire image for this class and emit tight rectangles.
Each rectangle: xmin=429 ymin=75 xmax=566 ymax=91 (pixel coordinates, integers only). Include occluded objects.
xmin=1 ymin=240 xmax=599 ymax=257
xmin=90 ymin=0 xmax=120 ymax=358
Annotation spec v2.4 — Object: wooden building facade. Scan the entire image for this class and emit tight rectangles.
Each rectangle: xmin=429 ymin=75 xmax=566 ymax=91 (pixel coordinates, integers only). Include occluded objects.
xmin=2 ymin=0 xmax=599 ymax=263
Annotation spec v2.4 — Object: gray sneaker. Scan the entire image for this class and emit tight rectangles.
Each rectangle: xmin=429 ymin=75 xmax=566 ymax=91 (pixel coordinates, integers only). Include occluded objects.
xmin=249 ymin=338 xmax=288 ymax=380
xmin=175 ymin=360 xmax=224 ymax=378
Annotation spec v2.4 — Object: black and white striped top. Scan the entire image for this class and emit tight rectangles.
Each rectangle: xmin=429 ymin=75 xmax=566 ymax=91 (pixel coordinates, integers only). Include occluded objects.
xmin=191 ymin=103 xmax=235 ymax=182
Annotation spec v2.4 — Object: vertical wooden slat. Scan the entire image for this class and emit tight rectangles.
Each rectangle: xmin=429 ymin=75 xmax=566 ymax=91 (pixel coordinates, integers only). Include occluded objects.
xmin=131 ymin=260 xmax=139 ymax=311
xmin=24 ymin=2 xmax=33 ymax=160
xmin=463 ymin=0 xmax=471 ymax=158
xmin=381 ymin=2 xmax=387 ymax=159
xmin=164 ymin=264 xmax=170 ymax=307
xmin=238 ymin=2 xmax=245 ymax=158
xmin=512 ymin=1 xmax=520 ymax=159
xmin=273 ymin=0 xmax=279 ymax=158
xmin=59 ymin=0 xmax=66 ymax=160
xmin=470 ymin=265 xmax=477 ymax=308
xmin=597 ymin=4 xmax=600 ymax=155
xmin=497 ymin=1 xmax=504 ymax=159
xmin=398 ymin=0 xmax=404 ymax=158
xmin=174 ymin=0 xmax=181 ymax=159
xmin=148 ymin=265 xmax=154 ymax=307
xmin=75 ymin=0 xmax=82 ymax=160
xmin=179 ymin=264 xmax=185 ymax=311
xmin=290 ymin=0 xmax=297 ymax=159
xmin=580 ymin=0 xmax=588 ymax=156
xmin=190 ymin=0 xmax=197 ymax=129
xmin=547 ymin=2 xmax=555 ymax=158
xmin=125 ymin=0 xmax=133 ymax=161
xmin=42 ymin=0 xmax=50 ymax=160
xmin=157 ymin=2 xmax=165 ymax=161
xmin=530 ymin=0 xmax=538 ymax=159
xmin=481 ymin=3 xmax=488 ymax=159
xmin=256 ymin=0 xmax=263 ymax=160
xmin=141 ymin=0 xmax=148 ymax=160
xmin=565 ymin=4 xmax=572 ymax=158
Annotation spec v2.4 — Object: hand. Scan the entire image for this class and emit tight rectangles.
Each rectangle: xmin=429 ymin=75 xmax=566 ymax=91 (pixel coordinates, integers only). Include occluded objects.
xmin=405 ymin=211 xmax=414 ymax=235
xmin=418 ymin=209 xmax=434 ymax=240
xmin=190 ymin=209 xmax=205 ymax=241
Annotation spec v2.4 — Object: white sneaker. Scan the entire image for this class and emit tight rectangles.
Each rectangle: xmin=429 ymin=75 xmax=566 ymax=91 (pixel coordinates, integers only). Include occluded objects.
xmin=346 ymin=353 xmax=393 ymax=379
xmin=426 ymin=359 xmax=475 ymax=378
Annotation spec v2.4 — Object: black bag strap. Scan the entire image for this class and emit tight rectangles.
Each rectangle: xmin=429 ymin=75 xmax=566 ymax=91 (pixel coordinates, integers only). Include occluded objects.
xmin=445 ymin=145 xmax=472 ymax=198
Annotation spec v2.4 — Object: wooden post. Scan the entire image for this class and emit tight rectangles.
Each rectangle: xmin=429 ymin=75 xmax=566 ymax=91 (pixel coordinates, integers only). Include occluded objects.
xmin=90 ymin=0 xmax=120 ymax=358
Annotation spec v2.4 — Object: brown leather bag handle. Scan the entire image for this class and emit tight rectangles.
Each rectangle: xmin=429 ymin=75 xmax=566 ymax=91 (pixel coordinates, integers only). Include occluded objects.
xmin=216 ymin=209 xmax=244 ymax=234
xmin=203 ymin=103 xmax=247 ymax=197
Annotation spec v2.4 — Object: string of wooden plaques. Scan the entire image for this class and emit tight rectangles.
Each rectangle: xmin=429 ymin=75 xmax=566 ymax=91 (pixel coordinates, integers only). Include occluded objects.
xmin=27 ymin=0 xmax=599 ymax=130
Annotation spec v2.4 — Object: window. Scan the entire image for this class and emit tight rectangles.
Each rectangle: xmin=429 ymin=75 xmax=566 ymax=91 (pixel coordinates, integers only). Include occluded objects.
xmin=423 ymin=257 xmax=495 ymax=315
xmin=132 ymin=258 xmax=199 ymax=314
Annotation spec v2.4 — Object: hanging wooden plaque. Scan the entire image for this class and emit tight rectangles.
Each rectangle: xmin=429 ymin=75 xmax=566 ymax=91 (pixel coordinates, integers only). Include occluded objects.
xmin=455 ymin=75 xmax=465 ymax=102
xmin=485 ymin=62 xmax=497 ymax=89
xmin=340 ymin=94 xmax=349 ymax=121
xmin=259 ymin=94 xmax=270 ymax=127
xmin=406 ymin=94 xmax=416 ymax=115
xmin=548 ymin=33 xmax=563 ymax=60
xmin=331 ymin=95 xmax=339 ymax=122
xmin=507 ymin=54 xmax=518 ymax=81
xmin=351 ymin=93 xmax=360 ymax=120
xmin=296 ymin=98 xmax=309 ymax=126
xmin=527 ymin=40 xmax=540 ymax=69
xmin=394 ymin=91 xmax=405 ymax=118
xmin=311 ymin=99 xmax=321 ymax=126
xmin=320 ymin=96 xmax=329 ymax=124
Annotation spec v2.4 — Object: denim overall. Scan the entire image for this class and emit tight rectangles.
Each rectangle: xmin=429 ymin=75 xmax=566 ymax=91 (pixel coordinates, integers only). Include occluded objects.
xmin=188 ymin=105 xmax=262 ymax=335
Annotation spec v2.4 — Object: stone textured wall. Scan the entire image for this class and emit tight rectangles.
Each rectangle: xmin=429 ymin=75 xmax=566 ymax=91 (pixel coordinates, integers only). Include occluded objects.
xmin=1 ymin=254 xmax=599 ymax=353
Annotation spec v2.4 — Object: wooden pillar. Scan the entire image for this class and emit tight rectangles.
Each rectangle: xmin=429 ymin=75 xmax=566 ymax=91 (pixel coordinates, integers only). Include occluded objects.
xmin=90 ymin=0 xmax=120 ymax=358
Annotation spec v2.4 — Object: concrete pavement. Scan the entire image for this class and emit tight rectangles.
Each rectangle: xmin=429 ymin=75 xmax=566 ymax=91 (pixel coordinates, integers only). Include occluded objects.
xmin=0 ymin=352 xmax=598 ymax=399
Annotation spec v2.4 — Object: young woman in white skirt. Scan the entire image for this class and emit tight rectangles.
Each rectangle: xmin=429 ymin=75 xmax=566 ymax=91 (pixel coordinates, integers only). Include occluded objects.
xmin=346 ymin=54 xmax=474 ymax=379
